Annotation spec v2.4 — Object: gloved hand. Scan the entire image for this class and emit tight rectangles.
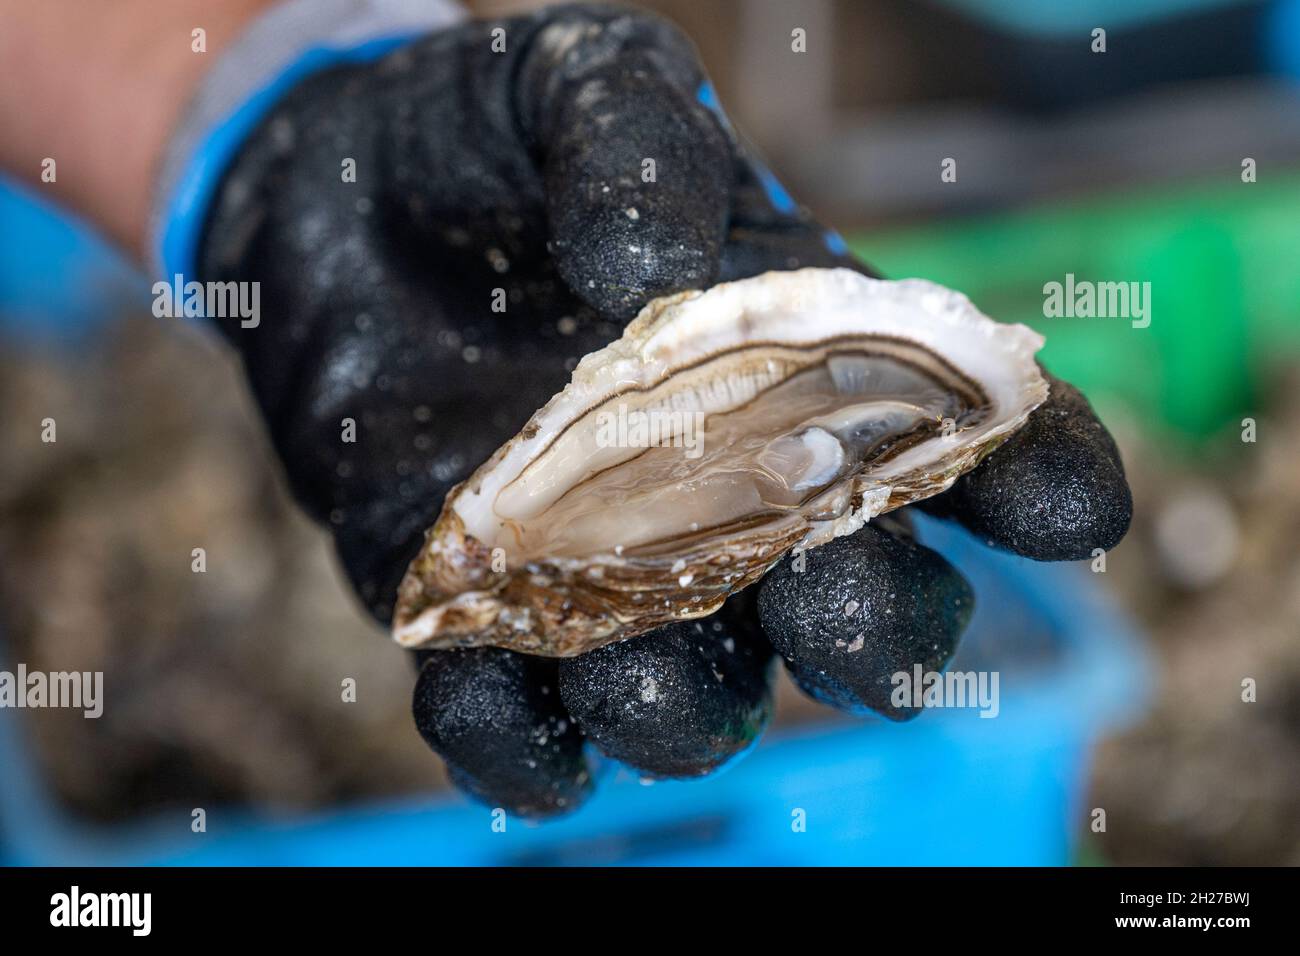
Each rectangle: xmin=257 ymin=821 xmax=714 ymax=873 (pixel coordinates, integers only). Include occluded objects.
xmin=193 ymin=3 xmax=1132 ymax=817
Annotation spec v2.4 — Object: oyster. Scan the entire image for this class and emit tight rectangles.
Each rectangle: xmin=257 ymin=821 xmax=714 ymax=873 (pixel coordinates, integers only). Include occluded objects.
xmin=393 ymin=268 xmax=1047 ymax=656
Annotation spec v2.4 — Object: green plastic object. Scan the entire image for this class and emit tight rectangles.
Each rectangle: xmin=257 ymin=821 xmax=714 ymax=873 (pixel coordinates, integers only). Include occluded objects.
xmin=849 ymin=174 xmax=1300 ymax=442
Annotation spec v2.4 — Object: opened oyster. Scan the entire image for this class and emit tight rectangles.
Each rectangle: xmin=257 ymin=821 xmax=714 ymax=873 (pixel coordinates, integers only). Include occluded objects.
xmin=393 ymin=268 xmax=1047 ymax=656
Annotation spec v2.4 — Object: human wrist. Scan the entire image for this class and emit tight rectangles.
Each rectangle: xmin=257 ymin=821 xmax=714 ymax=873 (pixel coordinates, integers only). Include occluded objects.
xmin=0 ymin=0 xmax=272 ymax=257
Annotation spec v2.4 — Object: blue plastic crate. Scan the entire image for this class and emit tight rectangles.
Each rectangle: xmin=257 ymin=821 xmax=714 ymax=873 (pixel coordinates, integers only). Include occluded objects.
xmin=0 ymin=514 xmax=1150 ymax=866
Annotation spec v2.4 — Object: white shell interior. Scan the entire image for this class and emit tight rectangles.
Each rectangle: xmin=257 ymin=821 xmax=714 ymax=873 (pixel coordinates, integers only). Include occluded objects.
xmin=446 ymin=269 xmax=1046 ymax=563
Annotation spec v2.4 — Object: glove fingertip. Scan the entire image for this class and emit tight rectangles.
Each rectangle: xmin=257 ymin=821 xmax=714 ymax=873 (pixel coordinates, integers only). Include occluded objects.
xmin=558 ymin=601 xmax=774 ymax=779
xmin=413 ymin=648 xmax=593 ymax=819
xmin=549 ymin=193 xmax=725 ymax=321
xmin=540 ymin=61 xmax=731 ymax=321
xmin=930 ymin=374 xmax=1133 ymax=561
xmin=757 ymin=523 xmax=974 ymax=720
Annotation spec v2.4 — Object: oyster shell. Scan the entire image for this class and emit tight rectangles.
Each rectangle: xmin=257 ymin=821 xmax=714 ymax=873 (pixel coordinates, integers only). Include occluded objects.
xmin=393 ymin=268 xmax=1047 ymax=657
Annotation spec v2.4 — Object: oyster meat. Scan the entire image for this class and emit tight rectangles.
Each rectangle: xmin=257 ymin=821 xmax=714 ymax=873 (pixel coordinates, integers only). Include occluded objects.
xmin=393 ymin=268 xmax=1048 ymax=656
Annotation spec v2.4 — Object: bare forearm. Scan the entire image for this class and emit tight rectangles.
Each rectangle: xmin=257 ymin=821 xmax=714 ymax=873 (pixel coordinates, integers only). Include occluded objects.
xmin=0 ymin=0 xmax=270 ymax=258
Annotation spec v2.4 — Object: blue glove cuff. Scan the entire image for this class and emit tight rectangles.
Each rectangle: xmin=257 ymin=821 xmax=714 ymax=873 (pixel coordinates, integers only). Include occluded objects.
xmin=151 ymin=0 xmax=463 ymax=282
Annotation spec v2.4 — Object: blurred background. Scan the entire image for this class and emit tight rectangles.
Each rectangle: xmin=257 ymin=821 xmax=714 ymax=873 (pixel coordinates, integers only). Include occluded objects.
xmin=2 ymin=0 xmax=1298 ymax=865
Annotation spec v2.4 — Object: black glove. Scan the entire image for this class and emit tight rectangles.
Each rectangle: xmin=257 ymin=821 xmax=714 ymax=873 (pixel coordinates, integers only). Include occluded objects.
xmin=197 ymin=3 xmax=1131 ymax=817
